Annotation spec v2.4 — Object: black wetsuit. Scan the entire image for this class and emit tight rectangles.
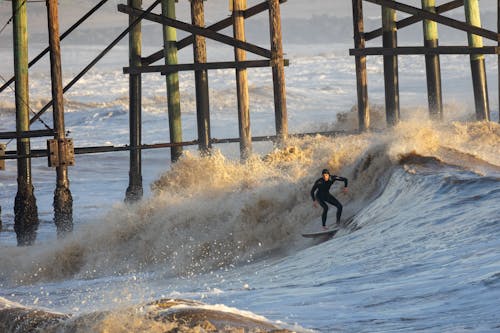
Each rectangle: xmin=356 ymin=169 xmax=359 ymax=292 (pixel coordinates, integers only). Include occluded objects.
xmin=310 ymin=175 xmax=348 ymax=226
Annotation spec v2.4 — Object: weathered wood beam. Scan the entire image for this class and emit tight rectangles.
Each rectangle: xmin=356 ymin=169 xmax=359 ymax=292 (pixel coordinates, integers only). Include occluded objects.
xmin=364 ymin=0 xmax=463 ymax=41
xmin=422 ymin=0 xmax=444 ymax=120
xmin=117 ymin=4 xmax=272 ymax=59
xmin=269 ymin=0 xmax=288 ymax=143
xmin=1 ymin=130 xmax=358 ymax=160
xmin=125 ymin=0 xmax=144 ymax=203
xmin=350 ymin=46 xmax=500 ymax=55
xmin=124 ymin=59 xmax=289 ymax=74
xmin=382 ymin=6 xmax=400 ymax=126
xmin=143 ymin=0 xmax=287 ymax=65
xmin=465 ymin=0 xmax=490 ymax=121
xmin=162 ymin=0 xmax=182 ymax=162
xmin=12 ymin=0 xmax=39 ymax=246
xmin=352 ymin=0 xmax=369 ymax=131
xmin=47 ymin=0 xmax=73 ymax=236
xmin=364 ymin=0 xmax=499 ymax=41
xmin=0 ymin=129 xmax=54 ymax=140
xmin=191 ymin=0 xmax=211 ymax=154
xmin=233 ymin=0 xmax=252 ymax=161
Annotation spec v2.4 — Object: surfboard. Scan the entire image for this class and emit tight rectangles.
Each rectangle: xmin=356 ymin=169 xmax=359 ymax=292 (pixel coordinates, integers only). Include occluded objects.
xmin=301 ymin=225 xmax=339 ymax=238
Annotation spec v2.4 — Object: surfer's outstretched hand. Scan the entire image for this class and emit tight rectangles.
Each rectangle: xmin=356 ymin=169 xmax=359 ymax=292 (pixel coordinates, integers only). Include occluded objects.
xmin=313 ymin=200 xmax=318 ymax=208
xmin=342 ymin=187 xmax=348 ymax=194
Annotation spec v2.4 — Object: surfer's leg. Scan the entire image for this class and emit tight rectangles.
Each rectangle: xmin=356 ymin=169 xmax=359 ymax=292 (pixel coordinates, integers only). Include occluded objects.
xmin=326 ymin=195 xmax=342 ymax=224
xmin=318 ymin=199 xmax=328 ymax=227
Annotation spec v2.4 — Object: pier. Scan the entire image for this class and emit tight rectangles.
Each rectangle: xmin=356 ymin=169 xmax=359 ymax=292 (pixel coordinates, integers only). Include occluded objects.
xmin=0 ymin=0 xmax=498 ymax=245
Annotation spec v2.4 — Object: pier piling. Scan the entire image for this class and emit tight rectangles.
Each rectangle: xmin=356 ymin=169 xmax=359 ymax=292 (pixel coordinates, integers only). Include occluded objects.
xmin=382 ymin=6 xmax=400 ymax=126
xmin=268 ymin=0 xmax=288 ymax=143
xmin=162 ymin=0 xmax=183 ymax=163
xmin=422 ymin=0 xmax=443 ymax=120
xmin=465 ymin=0 xmax=490 ymax=121
xmin=191 ymin=0 xmax=212 ymax=155
xmin=47 ymin=0 xmax=73 ymax=236
xmin=12 ymin=0 xmax=39 ymax=246
xmin=352 ymin=0 xmax=369 ymax=131
xmin=233 ymin=0 xmax=252 ymax=160
xmin=125 ymin=0 xmax=144 ymax=202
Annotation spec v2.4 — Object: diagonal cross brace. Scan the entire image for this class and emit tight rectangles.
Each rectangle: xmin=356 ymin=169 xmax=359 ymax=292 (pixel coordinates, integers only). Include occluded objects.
xmin=364 ymin=0 xmax=499 ymax=42
xmin=143 ymin=0 xmax=287 ymax=65
xmin=117 ymin=4 xmax=272 ymax=59
xmin=364 ymin=0 xmax=463 ymax=41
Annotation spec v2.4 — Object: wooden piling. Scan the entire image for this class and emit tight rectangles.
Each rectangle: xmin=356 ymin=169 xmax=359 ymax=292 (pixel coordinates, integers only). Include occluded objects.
xmin=422 ymin=0 xmax=443 ymax=120
xmin=191 ymin=0 xmax=211 ymax=155
xmin=47 ymin=0 xmax=73 ymax=237
xmin=125 ymin=0 xmax=144 ymax=202
xmin=464 ymin=0 xmax=490 ymax=121
xmin=352 ymin=0 xmax=370 ymax=131
xmin=162 ymin=0 xmax=183 ymax=162
xmin=12 ymin=0 xmax=39 ymax=246
xmin=233 ymin=0 xmax=252 ymax=160
xmin=382 ymin=6 xmax=400 ymax=126
xmin=268 ymin=0 xmax=288 ymax=143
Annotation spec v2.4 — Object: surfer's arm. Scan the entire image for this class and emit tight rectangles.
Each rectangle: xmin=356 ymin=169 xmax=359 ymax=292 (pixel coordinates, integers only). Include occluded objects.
xmin=310 ymin=181 xmax=319 ymax=201
xmin=333 ymin=176 xmax=348 ymax=187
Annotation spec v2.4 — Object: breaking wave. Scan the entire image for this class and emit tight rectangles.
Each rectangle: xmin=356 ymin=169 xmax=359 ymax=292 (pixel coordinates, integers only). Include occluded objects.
xmin=0 ymin=118 xmax=498 ymax=285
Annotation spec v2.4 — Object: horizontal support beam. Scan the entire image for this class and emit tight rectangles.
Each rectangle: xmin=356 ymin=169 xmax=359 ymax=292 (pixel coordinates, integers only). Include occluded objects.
xmin=124 ymin=59 xmax=290 ymax=75
xmin=143 ymin=0 xmax=287 ymax=65
xmin=0 ymin=129 xmax=357 ymax=160
xmin=349 ymin=46 xmax=500 ymax=56
xmin=0 ymin=129 xmax=55 ymax=140
xmin=364 ymin=0 xmax=499 ymax=42
xmin=118 ymin=4 xmax=272 ymax=59
xmin=364 ymin=0 xmax=463 ymax=41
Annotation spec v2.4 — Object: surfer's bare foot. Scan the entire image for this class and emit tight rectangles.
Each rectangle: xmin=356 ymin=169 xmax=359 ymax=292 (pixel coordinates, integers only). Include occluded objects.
xmin=322 ymin=226 xmax=328 ymax=230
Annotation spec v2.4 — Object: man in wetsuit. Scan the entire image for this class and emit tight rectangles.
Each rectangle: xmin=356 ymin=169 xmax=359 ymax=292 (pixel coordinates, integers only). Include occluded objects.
xmin=311 ymin=169 xmax=348 ymax=229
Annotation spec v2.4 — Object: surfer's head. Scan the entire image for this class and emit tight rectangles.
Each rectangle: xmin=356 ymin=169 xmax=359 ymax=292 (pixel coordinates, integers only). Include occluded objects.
xmin=322 ymin=169 xmax=330 ymax=180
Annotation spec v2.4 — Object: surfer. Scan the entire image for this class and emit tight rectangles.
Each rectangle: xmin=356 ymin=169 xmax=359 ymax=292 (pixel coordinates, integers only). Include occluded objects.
xmin=311 ymin=169 xmax=348 ymax=230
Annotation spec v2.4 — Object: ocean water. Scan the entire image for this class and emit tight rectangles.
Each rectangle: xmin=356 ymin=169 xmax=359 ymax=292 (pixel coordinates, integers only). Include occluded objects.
xmin=0 ymin=39 xmax=500 ymax=332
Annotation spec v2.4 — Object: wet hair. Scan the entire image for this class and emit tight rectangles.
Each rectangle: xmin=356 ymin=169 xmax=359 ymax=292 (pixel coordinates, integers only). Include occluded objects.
xmin=322 ymin=169 xmax=330 ymax=175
